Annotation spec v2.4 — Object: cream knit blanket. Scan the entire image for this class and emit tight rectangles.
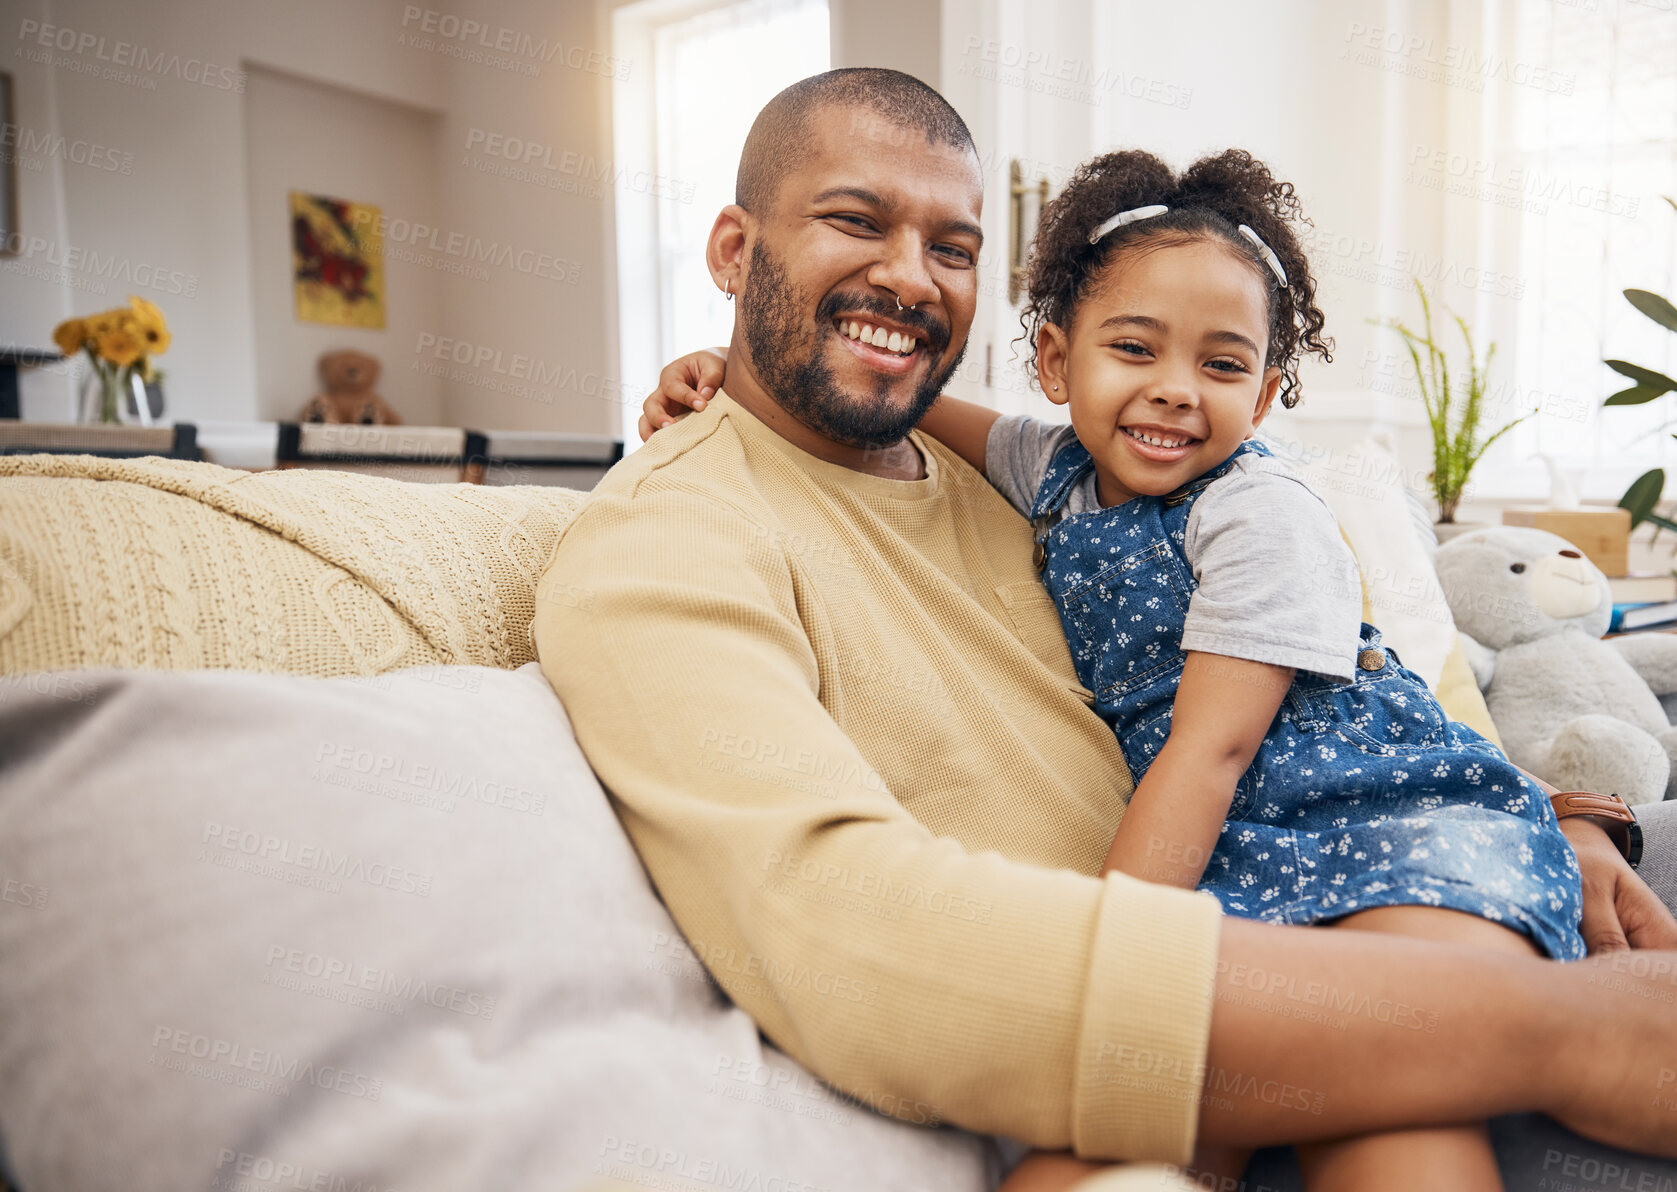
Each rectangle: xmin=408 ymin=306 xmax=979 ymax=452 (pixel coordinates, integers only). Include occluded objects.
xmin=0 ymin=454 xmax=583 ymax=677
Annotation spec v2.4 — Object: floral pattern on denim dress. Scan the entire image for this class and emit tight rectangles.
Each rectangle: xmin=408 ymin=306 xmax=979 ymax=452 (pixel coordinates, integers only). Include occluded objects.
xmin=1029 ymin=437 xmax=1586 ymax=961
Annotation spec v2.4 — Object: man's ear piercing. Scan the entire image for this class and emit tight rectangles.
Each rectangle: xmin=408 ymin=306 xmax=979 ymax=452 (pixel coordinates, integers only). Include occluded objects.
xmin=724 ymin=279 xmax=733 ymax=301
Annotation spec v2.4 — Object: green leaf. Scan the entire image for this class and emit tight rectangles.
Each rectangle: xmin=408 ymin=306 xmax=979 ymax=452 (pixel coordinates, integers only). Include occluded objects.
xmin=1606 ymin=360 xmax=1677 ymax=391
xmin=1626 ymin=289 xmax=1677 ymax=334
xmin=1619 ymin=468 xmax=1666 ymax=528
xmin=1605 ymin=384 xmax=1665 ymax=406
xmin=1643 ymin=511 xmax=1677 ymax=537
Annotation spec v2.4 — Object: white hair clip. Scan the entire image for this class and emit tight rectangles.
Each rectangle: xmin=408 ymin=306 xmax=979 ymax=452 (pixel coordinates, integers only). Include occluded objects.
xmin=1238 ymin=224 xmax=1289 ymax=289
xmin=1087 ymin=204 xmax=1169 ymax=245
xmin=1086 ymin=204 xmax=1290 ymax=290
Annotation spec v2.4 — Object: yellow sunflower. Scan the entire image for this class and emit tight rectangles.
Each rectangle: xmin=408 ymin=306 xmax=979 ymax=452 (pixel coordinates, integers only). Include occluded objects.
xmin=52 ymin=318 xmax=87 ymax=357
xmin=94 ymin=314 xmax=145 ymax=369
xmin=127 ymin=295 xmax=171 ymax=355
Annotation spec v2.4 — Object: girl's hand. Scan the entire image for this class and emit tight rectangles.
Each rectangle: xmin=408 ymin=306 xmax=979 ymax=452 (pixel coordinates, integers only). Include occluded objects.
xmin=638 ymin=347 xmax=728 ymax=442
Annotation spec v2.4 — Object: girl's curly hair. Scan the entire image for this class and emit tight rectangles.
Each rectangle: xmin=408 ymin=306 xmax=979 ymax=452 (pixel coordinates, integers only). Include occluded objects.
xmin=1019 ymin=148 xmax=1332 ymax=407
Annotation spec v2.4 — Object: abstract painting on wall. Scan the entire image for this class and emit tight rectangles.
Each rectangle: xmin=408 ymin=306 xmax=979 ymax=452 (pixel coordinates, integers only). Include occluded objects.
xmin=290 ymin=191 xmax=385 ymax=328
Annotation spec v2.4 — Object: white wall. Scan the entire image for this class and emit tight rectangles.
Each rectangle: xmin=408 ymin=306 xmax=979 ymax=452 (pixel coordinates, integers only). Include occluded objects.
xmin=4 ymin=0 xmax=1637 ymax=486
xmin=243 ymin=64 xmax=444 ymax=424
xmin=1 ymin=0 xmax=76 ymax=415
xmin=423 ymin=0 xmax=617 ymax=433
xmin=832 ymin=0 xmax=939 ymax=83
xmin=1 ymin=0 xmax=620 ymax=433
xmin=939 ymin=0 xmax=1099 ymax=415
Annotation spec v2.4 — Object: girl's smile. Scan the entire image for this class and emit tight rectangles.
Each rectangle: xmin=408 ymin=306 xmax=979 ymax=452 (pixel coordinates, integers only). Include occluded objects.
xmin=1038 ymin=238 xmax=1283 ymax=509
xmin=1116 ymin=423 xmax=1202 ymax=460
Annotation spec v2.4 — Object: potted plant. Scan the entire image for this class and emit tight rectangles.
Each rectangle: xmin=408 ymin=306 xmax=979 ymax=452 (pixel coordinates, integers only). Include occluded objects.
xmin=1604 ymin=199 xmax=1677 ymax=540
xmin=1379 ymin=279 xmax=1534 ymax=537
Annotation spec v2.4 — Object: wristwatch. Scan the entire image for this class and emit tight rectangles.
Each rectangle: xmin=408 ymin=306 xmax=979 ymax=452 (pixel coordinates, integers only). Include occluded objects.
xmin=1550 ymin=791 xmax=1644 ymax=870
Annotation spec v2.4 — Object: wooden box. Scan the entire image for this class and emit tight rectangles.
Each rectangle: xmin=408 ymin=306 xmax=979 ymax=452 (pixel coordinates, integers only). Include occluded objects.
xmin=1500 ymin=507 xmax=1631 ymax=577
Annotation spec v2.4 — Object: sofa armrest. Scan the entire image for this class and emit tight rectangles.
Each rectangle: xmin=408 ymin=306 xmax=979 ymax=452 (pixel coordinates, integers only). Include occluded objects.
xmin=1636 ymin=799 xmax=1677 ymax=913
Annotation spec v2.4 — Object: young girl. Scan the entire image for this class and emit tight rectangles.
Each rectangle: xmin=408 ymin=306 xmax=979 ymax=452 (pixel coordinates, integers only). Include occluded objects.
xmin=643 ymin=148 xmax=1587 ymax=1192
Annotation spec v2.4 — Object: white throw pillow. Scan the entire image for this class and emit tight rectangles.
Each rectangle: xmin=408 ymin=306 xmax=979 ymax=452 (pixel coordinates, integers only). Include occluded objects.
xmin=1259 ymin=431 xmax=1458 ymax=689
xmin=0 ymin=665 xmax=996 ymax=1192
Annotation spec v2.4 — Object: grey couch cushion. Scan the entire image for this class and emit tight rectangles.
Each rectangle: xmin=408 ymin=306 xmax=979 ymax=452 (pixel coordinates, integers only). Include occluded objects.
xmin=0 ymin=665 xmax=995 ymax=1192
xmin=3 ymin=666 xmax=1672 ymax=1192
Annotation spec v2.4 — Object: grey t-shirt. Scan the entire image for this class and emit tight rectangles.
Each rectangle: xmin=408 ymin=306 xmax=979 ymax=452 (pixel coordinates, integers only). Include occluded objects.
xmin=985 ymin=414 xmax=1361 ymax=683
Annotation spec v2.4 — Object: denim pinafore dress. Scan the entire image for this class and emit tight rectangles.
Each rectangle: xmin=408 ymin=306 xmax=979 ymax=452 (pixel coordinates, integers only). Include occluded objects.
xmin=1030 ymin=438 xmax=1586 ymax=961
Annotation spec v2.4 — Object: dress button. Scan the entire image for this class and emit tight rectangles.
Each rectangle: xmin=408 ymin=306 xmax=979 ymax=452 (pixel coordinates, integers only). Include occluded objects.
xmin=1033 ymin=540 xmax=1047 ymax=571
xmin=1358 ymin=648 xmax=1386 ymax=672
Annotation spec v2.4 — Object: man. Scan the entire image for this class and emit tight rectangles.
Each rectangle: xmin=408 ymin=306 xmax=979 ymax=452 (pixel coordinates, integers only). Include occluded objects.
xmin=535 ymin=69 xmax=1677 ymax=1190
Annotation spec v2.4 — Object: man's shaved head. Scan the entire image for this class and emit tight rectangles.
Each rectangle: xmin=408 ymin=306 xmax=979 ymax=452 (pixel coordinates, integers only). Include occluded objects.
xmin=735 ymin=68 xmax=976 ymax=215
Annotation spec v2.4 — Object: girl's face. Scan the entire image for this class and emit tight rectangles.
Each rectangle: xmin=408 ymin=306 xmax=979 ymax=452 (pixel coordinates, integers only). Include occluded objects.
xmin=1037 ymin=238 xmax=1284 ymax=508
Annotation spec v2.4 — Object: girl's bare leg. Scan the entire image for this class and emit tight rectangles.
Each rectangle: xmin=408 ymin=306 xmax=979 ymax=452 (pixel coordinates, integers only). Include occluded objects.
xmin=998 ymin=1145 xmax=1251 ymax=1192
xmin=995 ymin=1148 xmax=1107 ymax=1192
xmin=1293 ymin=906 xmax=1543 ymax=1192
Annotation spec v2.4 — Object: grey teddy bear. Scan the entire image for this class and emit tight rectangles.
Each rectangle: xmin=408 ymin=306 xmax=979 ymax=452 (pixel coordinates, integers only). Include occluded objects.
xmin=1434 ymin=525 xmax=1677 ymax=806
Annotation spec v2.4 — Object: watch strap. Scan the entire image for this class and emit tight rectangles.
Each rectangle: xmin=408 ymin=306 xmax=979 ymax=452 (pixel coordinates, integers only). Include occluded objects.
xmin=1550 ymin=791 xmax=1643 ymax=869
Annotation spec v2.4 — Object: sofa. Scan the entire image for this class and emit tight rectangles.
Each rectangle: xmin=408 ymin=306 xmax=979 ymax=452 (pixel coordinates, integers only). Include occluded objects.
xmin=0 ymin=449 xmax=1673 ymax=1192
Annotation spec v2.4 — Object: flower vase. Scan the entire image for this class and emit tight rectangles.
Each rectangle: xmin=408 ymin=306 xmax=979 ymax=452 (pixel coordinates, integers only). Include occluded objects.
xmin=80 ymin=363 xmax=150 ymax=425
xmin=94 ymin=366 xmax=124 ymax=425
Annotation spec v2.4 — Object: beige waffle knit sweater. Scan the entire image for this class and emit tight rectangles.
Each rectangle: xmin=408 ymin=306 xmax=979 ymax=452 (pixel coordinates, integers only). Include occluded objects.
xmin=534 ymin=391 xmax=1224 ymax=1181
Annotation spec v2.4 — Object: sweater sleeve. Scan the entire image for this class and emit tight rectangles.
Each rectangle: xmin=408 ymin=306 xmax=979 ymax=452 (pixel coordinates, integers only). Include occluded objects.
xmin=533 ymin=488 xmax=1223 ymax=1164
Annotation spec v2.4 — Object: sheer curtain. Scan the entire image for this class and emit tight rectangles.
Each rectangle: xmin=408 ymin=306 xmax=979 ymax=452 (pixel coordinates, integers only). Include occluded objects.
xmin=614 ymin=0 xmax=829 ymax=446
xmin=1483 ymin=0 xmax=1677 ymax=500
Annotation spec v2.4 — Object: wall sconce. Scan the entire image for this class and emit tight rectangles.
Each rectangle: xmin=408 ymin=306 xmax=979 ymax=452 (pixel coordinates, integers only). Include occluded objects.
xmin=1008 ymin=159 xmax=1050 ymax=305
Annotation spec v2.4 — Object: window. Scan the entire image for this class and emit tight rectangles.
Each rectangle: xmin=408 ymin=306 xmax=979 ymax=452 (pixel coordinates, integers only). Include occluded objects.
xmin=1481 ymin=1 xmax=1677 ymax=500
xmin=612 ymin=0 xmax=829 ymax=447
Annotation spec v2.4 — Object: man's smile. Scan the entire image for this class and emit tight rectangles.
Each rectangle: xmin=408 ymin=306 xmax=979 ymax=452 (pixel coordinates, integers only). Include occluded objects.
xmin=832 ymin=315 xmax=925 ymax=374
xmin=837 ymin=317 xmax=919 ymax=356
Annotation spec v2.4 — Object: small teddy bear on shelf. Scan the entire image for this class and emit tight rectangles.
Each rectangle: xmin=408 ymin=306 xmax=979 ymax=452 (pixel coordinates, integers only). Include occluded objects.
xmin=1434 ymin=525 xmax=1677 ymax=805
xmin=299 ymin=349 xmax=402 ymax=425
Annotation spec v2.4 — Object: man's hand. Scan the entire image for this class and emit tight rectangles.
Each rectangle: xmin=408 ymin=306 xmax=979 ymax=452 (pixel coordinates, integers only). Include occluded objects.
xmin=1560 ymin=815 xmax=1677 ymax=952
xmin=638 ymin=347 xmax=728 ymax=442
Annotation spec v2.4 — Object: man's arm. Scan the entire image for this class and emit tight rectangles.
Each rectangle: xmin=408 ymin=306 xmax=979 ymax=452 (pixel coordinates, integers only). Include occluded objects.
xmin=537 ymin=490 xmax=1677 ymax=1162
xmin=534 ymin=489 xmax=1225 ymax=1163
xmin=1507 ymin=761 xmax=1677 ymax=952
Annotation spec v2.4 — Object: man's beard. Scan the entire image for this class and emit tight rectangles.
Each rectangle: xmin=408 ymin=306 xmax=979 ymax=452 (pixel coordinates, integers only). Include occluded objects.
xmin=739 ymin=240 xmax=967 ymax=451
